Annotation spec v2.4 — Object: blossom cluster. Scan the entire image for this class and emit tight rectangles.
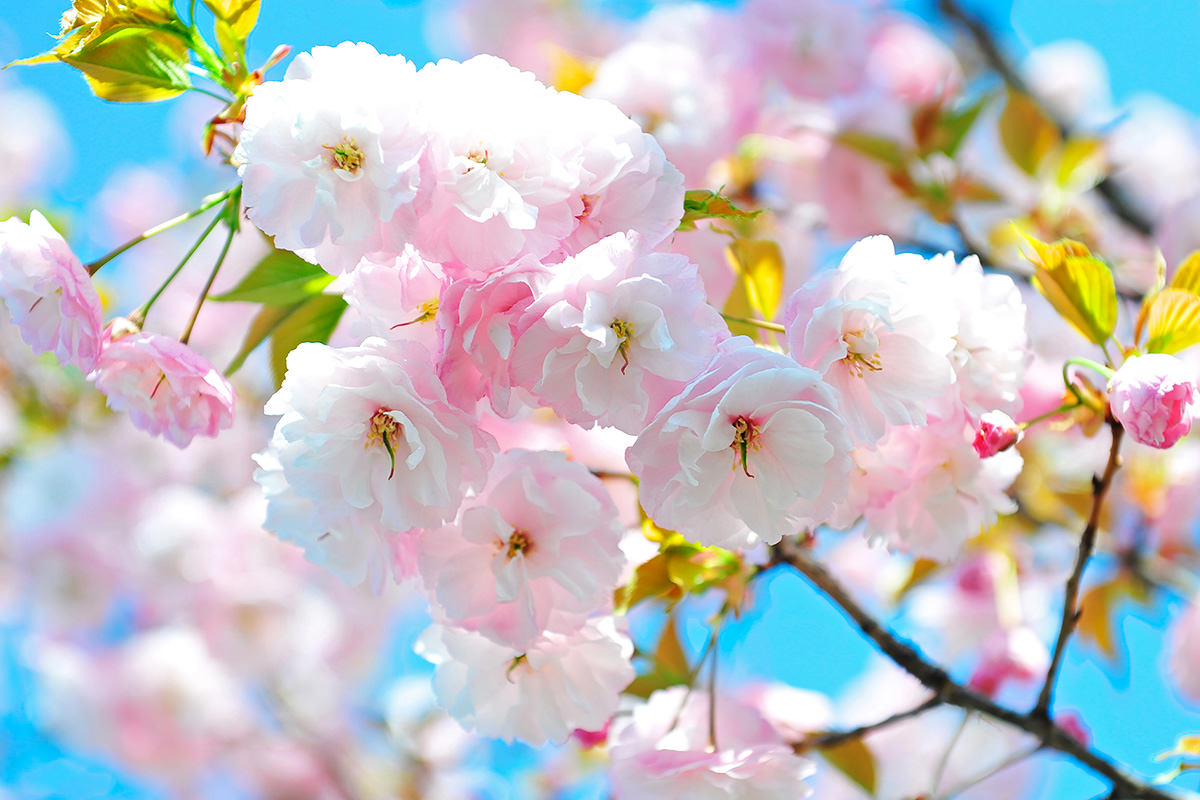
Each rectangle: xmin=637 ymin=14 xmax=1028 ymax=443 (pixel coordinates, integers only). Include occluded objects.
xmin=225 ymin=42 xmax=1040 ymax=776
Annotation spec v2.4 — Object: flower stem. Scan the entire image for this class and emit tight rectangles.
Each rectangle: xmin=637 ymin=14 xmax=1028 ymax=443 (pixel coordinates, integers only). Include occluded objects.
xmin=1019 ymin=400 xmax=1082 ymax=431
xmin=85 ymin=187 xmax=237 ymax=276
xmin=134 ymin=211 xmax=224 ymax=324
xmin=179 ymin=220 xmax=236 ymax=345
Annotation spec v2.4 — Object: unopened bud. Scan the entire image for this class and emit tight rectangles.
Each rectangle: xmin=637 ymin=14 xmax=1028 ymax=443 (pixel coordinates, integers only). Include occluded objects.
xmin=973 ymin=410 xmax=1021 ymax=458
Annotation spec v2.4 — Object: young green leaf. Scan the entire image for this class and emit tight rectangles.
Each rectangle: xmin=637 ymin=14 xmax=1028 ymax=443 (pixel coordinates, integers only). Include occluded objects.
xmin=678 ymin=189 xmax=762 ymax=232
xmin=1170 ymin=250 xmax=1200 ymax=296
xmin=817 ymin=739 xmax=878 ymax=796
xmin=1145 ymin=289 xmax=1200 ymax=354
xmin=999 ymin=90 xmax=1061 ymax=176
xmin=1020 ymin=234 xmax=1117 ymax=346
xmin=725 ymin=239 xmax=785 ymax=323
xmin=268 ymin=294 xmax=348 ymax=388
xmin=63 ymin=27 xmax=192 ymax=102
xmin=212 ymin=249 xmax=335 ymax=305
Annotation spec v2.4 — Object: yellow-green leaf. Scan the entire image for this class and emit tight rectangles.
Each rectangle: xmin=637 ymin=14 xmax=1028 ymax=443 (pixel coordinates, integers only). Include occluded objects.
xmin=1023 ymin=237 xmax=1117 ymax=346
xmin=837 ymin=130 xmax=907 ymax=168
xmin=1145 ymin=289 xmax=1200 ymax=354
xmin=654 ymin=617 xmax=690 ymax=678
xmin=268 ymin=294 xmax=347 ymax=388
xmin=1055 ymin=137 xmax=1104 ymax=189
xmin=726 ymin=239 xmax=784 ymax=322
xmin=615 ymin=553 xmax=677 ymax=614
xmin=63 ymin=26 xmax=191 ymax=102
xmin=1135 ymin=250 xmax=1168 ymax=346
xmin=203 ymin=0 xmax=260 ymax=39
xmin=999 ymin=90 xmax=1061 ymax=176
xmin=1170 ymin=250 xmax=1200 ymax=296
xmin=1155 ymin=734 xmax=1200 ymax=762
xmin=213 ymin=249 xmax=335 ymax=305
xmin=818 ymin=738 xmax=877 ymax=796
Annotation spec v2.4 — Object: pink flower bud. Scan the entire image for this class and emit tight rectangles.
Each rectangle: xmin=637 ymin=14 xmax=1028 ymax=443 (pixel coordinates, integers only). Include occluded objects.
xmin=973 ymin=410 xmax=1021 ymax=458
xmin=1107 ymin=354 xmax=1198 ymax=449
xmin=1057 ymin=710 xmax=1091 ymax=747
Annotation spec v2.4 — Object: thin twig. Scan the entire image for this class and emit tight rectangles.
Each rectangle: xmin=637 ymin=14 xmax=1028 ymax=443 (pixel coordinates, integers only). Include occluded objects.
xmin=1034 ymin=422 xmax=1125 ymax=718
xmin=769 ymin=539 xmax=1178 ymax=800
xmin=940 ymin=743 xmax=1043 ymax=798
xmin=936 ymin=0 xmax=1155 ymax=237
xmin=931 ymin=711 xmax=972 ymax=797
xmin=798 ymin=695 xmax=942 ymax=751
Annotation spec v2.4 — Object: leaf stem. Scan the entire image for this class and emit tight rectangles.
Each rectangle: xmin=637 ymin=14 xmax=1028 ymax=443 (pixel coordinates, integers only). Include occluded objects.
xmin=85 ymin=188 xmax=236 ymax=276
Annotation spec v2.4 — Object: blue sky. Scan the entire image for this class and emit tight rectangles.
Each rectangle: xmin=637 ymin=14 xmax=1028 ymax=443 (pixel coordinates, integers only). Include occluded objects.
xmin=0 ymin=1 xmax=1198 ymax=798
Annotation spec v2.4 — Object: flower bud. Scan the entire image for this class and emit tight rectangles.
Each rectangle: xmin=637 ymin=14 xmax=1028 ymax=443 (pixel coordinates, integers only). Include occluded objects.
xmin=973 ymin=410 xmax=1021 ymax=458
xmin=1107 ymin=354 xmax=1198 ymax=449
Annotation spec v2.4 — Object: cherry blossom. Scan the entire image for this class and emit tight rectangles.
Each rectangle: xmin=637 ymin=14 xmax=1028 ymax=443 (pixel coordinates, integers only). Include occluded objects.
xmin=418 ymin=449 xmax=625 ymax=648
xmin=0 ymin=210 xmax=103 ymax=372
xmin=1108 ymin=353 xmax=1199 ymax=449
xmin=629 ymin=337 xmax=853 ymax=549
xmin=416 ymin=618 xmax=634 ymax=746
xmin=510 ymin=232 xmax=726 ymax=433
xmin=89 ymin=327 xmax=236 ymax=448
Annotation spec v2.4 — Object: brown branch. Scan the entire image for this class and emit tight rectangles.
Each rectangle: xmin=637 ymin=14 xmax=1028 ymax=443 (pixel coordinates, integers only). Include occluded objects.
xmin=936 ymin=0 xmax=1155 ymax=237
xmin=1034 ymin=422 xmax=1124 ymax=718
xmin=796 ymin=695 xmax=942 ymax=752
xmin=769 ymin=538 xmax=1178 ymax=800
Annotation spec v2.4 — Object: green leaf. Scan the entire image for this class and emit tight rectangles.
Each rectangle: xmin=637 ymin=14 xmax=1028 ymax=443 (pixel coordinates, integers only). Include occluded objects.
xmin=225 ymin=302 xmax=299 ymax=375
xmin=725 ymin=240 xmax=785 ymax=322
xmin=999 ymin=90 xmax=1061 ymax=176
xmin=836 ymin=130 xmax=907 ymax=168
xmin=938 ymin=95 xmax=990 ymax=158
xmin=1021 ymin=234 xmax=1117 ymax=345
xmin=212 ymin=249 xmax=335 ymax=305
xmin=268 ymin=294 xmax=347 ymax=388
xmin=818 ymin=738 xmax=877 ymax=795
xmin=1145 ymin=289 xmax=1200 ymax=354
xmin=63 ymin=26 xmax=191 ymax=102
xmin=678 ymin=189 xmax=762 ymax=232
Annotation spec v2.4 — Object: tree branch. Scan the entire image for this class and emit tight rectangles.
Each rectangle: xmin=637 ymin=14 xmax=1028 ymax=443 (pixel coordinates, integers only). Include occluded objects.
xmin=936 ymin=0 xmax=1155 ymax=237
xmin=1034 ymin=422 xmax=1124 ymax=718
xmin=769 ymin=538 xmax=1178 ymax=800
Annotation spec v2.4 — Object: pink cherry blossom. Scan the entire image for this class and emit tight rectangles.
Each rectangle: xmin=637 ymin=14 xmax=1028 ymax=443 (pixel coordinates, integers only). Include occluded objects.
xmin=0 ymin=210 xmax=103 ymax=371
xmin=510 ymin=232 xmax=726 ymax=433
xmin=551 ymin=90 xmax=685 ymax=256
xmin=89 ymin=328 xmax=236 ymax=448
xmin=835 ymin=414 xmax=1022 ymax=560
xmin=628 ymin=336 xmax=853 ymax=549
xmin=416 ymin=618 xmax=634 ymax=746
xmin=259 ymin=337 xmax=495 ymax=537
xmin=411 ymin=55 xmax=574 ymax=271
xmin=973 ymin=410 xmax=1022 ymax=458
xmin=419 ymin=449 xmax=624 ymax=648
xmin=608 ymin=687 xmax=815 ymax=799
xmin=784 ymin=235 xmax=957 ymax=443
xmin=341 ymin=244 xmax=447 ymax=353
xmin=1107 ymin=353 xmax=1198 ymax=449
xmin=436 ymin=256 xmax=551 ymax=415
xmin=236 ymin=42 xmax=429 ymax=275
